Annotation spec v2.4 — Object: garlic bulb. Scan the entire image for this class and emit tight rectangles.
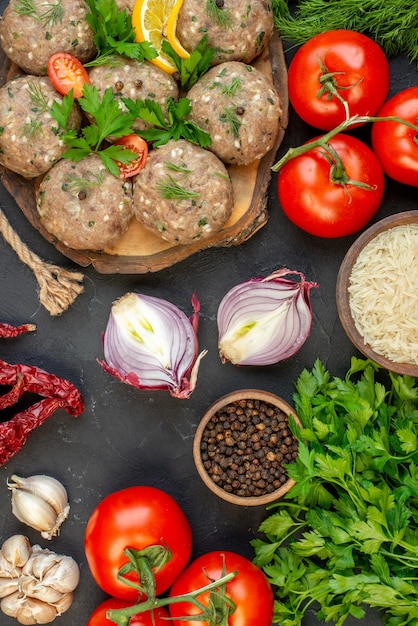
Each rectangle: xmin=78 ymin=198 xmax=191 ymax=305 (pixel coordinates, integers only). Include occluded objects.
xmin=0 ymin=535 xmax=79 ymax=624
xmin=8 ymin=474 xmax=70 ymax=540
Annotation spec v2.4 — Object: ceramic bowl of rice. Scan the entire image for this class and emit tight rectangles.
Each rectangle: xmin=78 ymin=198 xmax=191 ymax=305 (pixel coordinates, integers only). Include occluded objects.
xmin=336 ymin=210 xmax=418 ymax=377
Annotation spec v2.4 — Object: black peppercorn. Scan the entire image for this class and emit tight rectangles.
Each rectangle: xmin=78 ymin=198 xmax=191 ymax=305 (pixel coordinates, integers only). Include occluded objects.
xmin=199 ymin=397 xmax=298 ymax=499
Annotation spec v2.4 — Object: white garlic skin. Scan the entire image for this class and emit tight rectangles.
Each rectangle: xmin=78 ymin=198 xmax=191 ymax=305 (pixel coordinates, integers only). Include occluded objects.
xmin=1 ymin=591 xmax=58 ymax=625
xmin=0 ymin=536 xmax=79 ymax=624
xmin=8 ymin=474 xmax=70 ymax=540
xmin=1 ymin=535 xmax=31 ymax=570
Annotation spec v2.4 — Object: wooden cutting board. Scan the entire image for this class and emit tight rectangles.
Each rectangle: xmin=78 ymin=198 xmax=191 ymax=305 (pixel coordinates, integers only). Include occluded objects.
xmin=0 ymin=33 xmax=289 ymax=274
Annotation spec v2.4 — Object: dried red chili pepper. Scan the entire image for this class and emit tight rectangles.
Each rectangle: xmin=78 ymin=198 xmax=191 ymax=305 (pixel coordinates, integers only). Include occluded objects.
xmin=0 ymin=359 xmax=84 ymax=466
xmin=0 ymin=323 xmax=36 ymax=338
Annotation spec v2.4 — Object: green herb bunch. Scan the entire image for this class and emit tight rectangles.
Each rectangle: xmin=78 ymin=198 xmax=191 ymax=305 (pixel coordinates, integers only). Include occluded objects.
xmin=252 ymin=357 xmax=418 ymax=625
xmin=272 ymin=0 xmax=418 ymax=63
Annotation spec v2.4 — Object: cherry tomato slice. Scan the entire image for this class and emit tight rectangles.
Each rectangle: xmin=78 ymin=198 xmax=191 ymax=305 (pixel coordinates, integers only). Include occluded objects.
xmin=47 ymin=52 xmax=90 ymax=98
xmin=115 ymin=134 xmax=149 ymax=179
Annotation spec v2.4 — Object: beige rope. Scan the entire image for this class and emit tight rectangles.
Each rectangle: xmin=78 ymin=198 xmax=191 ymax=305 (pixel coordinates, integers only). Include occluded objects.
xmin=0 ymin=207 xmax=84 ymax=316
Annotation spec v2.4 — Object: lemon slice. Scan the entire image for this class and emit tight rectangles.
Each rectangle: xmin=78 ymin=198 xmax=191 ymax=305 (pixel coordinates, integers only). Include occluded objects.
xmin=132 ymin=0 xmax=190 ymax=75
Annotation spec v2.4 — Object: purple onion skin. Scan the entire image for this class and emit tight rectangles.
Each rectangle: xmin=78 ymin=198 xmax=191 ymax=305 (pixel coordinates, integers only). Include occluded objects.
xmin=98 ymin=293 xmax=205 ymax=399
xmin=217 ymin=269 xmax=319 ymax=366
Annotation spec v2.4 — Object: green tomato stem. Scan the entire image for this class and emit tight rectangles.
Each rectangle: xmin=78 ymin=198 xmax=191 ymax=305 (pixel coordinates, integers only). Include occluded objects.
xmin=106 ymin=571 xmax=237 ymax=625
xmin=271 ymin=114 xmax=418 ymax=173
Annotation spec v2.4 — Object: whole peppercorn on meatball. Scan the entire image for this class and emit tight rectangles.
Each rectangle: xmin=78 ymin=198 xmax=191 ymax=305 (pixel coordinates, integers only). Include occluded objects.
xmin=87 ymin=58 xmax=179 ymax=137
xmin=36 ymin=154 xmax=134 ymax=250
xmin=186 ymin=61 xmax=282 ymax=166
xmin=177 ymin=0 xmax=274 ymax=65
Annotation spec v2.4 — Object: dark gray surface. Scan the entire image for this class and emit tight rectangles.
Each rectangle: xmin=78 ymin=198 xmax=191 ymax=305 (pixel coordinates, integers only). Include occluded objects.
xmin=0 ymin=6 xmax=417 ymax=623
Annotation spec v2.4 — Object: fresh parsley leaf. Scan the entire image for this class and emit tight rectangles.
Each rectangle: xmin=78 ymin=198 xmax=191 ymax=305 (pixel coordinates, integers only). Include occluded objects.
xmin=50 ymin=84 xmax=139 ymax=175
xmin=161 ymin=35 xmax=214 ymax=90
xmin=84 ymin=0 xmax=157 ymax=66
xmin=122 ymin=96 xmax=212 ymax=148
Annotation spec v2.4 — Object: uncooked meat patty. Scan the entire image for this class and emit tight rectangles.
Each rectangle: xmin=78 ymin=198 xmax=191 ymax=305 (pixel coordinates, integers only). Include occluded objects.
xmin=0 ymin=0 xmax=95 ymax=75
xmin=36 ymin=154 xmax=134 ymax=250
xmin=187 ymin=61 xmax=281 ymax=165
xmin=132 ymin=139 xmax=234 ymax=244
xmin=177 ymin=0 xmax=274 ymax=65
xmin=88 ymin=58 xmax=179 ymax=136
xmin=0 ymin=75 xmax=82 ymax=179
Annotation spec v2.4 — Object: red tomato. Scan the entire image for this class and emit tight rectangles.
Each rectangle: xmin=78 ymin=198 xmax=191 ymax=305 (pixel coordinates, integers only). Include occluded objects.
xmin=84 ymin=486 xmax=192 ymax=601
xmin=47 ymin=52 xmax=90 ymax=98
xmin=115 ymin=134 xmax=148 ymax=178
xmin=371 ymin=86 xmax=418 ymax=187
xmin=168 ymin=551 xmax=274 ymax=626
xmin=288 ymin=30 xmax=390 ymax=130
xmin=277 ymin=133 xmax=385 ymax=238
xmin=87 ymin=598 xmax=169 ymax=626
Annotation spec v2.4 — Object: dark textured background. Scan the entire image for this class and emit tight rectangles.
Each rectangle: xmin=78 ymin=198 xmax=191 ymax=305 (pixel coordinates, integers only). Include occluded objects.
xmin=0 ymin=1 xmax=417 ymax=622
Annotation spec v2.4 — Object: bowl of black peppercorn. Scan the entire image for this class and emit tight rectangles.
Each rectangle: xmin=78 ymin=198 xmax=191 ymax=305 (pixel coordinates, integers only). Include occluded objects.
xmin=193 ymin=389 xmax=300 ymax=506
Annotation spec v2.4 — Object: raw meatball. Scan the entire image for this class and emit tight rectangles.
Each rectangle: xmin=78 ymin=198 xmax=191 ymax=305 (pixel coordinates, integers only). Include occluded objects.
xmin=36 ymin=154 xmax=134 ymax=250
xmin=177 ymin=0 xmax=273 ymax=65
xmin=0 ymin=0 xmax=95 ymax=75
xmin=187 ymin=61 xmax=281 ymax=165
xmin=133 ymin=139 xmax=234 ymax=244
xmin=114 ymin=0 xmax=135 ymax=13
xmin=88 ymin=58 xmax=179 ymax=136
xmin=0 ymin=75 xmax=81 ymax=179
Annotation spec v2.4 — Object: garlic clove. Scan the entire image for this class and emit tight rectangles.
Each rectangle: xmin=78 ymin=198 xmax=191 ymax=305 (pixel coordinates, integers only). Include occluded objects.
xmin=8 ymin=475 xmax=69 ymax=517
xmin=8 ymin=475 xmax=70 ymax=540
xmin=41 ymin=555 xmax=80 ymax=593
xmin=0 ymin=577 xmax=19 ymax=598
xmin=0 ymin=551 xmax=22 ymax=578
xmin=1 ymin=535 xmax=31 ymax=570
xmin=1 ymin=591 xmax=58 ymax=625
xmin=51 ymin=591 xmax=73 ymax=615
xmin=22 ymin=548 xmax=60 ymax=580
xmin=19 ymin=575 xmax=64 ymax=604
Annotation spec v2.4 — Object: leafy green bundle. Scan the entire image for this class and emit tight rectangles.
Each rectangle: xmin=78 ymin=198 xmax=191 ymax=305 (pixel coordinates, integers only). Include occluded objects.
xmin=252 ymin=358 xmax=418 ymax=625
xmin=272 ymin=0 xmax=418 ymax=63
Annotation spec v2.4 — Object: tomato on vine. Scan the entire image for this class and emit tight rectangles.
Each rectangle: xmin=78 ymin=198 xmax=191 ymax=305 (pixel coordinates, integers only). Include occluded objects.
xmin=84 ymin=486 xmax=192 ymax=601
xmin=277 ymin=133 xmax=385 ymax=238
xmin=288 ymin=30 xmax=390 ymax=130
xmin=371 ymin=86 xmax=418 ymax=187
xmin=168 ymin=550 xmax=274 ymax=626
xmin=87 ymin=598 xmax=169 ymax=626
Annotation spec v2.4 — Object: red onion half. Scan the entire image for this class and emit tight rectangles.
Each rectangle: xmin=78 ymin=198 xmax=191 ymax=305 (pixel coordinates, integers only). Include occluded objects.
xmin=217 ymin=268 xmax=319 ymax=366
xmin=98 ymin=292 xmax=207 ymax=399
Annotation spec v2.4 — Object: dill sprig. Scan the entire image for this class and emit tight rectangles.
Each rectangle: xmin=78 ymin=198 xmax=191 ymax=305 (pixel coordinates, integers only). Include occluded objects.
xmin=272 ymin=0 xmax=418 ymax=62
xmin=27 ymin=81 xmax=50 ymax=114
xmin=221 ymin=77 xmax=242 ymax=97
xmin=164 ymin=162 xmax=193 ymax=174
xmin=64 ymin=170 xmax=106 ymax=194
xmin=15 ymin=0 xmax=64 ymax=27
xmin=205 ymin=0 xmax=233 ymax=30
xmin=157 ymin=175 xmax=200 ymax=201
xmin=219 ymin=106 xmax=242 ymax=138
